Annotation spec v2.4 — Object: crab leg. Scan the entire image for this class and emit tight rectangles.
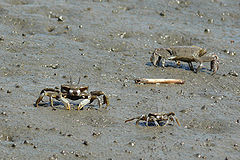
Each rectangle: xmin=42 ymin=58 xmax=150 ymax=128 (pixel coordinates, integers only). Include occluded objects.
xmin=195 ymin=61 xmax=203 ymax=73
xmin=125 ymin=115 xmax=143 ymax=123
xmin=174 ymin=117 xmax=181 ymax=126
xmin=188 ymin=62 xmax=194 ymax=71
xmin=146 ymin=117 xmax=150 ymax=126
xmin=49 ymin=97 xmax=54 ymax=107
xmin=89 ymin=96 xmax=102 ymax=108
xmin=125 ymin=117 xmax=139 ymax=123
xmin=152 ymin=117 xmax=160 ymax=126
xmin=103 ymin=95 xmax=110 ymax=109
xmin=161 ymin=59 xmax=166 ymax=68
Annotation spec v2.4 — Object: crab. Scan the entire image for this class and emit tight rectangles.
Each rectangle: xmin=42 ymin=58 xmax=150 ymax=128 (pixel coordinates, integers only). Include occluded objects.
xmin=35 ymin=78 xmax=109 ymax=110
xmin=150 ymin=46 xmax=219 ymax=74
xmin=125 ymin=112 xmax=180 ymax=127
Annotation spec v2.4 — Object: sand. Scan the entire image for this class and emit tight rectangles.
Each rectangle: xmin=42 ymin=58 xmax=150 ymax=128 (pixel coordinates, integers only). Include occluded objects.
xmin=0 ymin=0 xmax=239 ymax=159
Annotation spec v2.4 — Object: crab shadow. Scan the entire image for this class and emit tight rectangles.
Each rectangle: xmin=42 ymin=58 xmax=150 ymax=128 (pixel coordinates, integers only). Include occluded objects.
xmin=146 ymin=61 xmax=212 ymax=74
xmin=34 ymin=101 xmax=99 ymax=110
xmin=137 ymin=121 xmax=173 ymax=127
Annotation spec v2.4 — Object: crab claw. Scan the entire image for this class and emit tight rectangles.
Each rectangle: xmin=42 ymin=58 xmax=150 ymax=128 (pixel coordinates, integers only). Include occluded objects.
xmin=90 ymin=91 xmax=109 ymax=109
xmin=35 ymin=88 xmax=60 ymax=107
xmin=77 ymin=98 xmax=91 ymax=110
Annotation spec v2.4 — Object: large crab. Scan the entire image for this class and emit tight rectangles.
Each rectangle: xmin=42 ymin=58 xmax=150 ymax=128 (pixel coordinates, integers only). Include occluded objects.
xmin=125 ymin=112 xmax=180 ymax=127
xmin=150 ymin=46 xmax=219 ymax=74
xmin=35 ymin=78 xmax=109 ymax=110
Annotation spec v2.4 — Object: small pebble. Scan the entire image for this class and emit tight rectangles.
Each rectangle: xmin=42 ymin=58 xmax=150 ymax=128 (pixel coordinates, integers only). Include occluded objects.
xmin=51 ymin=64 xmax=59 ymax=69
xmin=208 ymin=19 xmax=214 ymax=23
xmin=33 ymin=145 xmax=37 ymax=149
xmin=195 ymin=153 xmax=202 ymax=158
xmin=204 ymin=29 xmax=210 ymax=33
xmin=197 ymin=10 xmax=203 ymax=17
xmin=1 ymin=112 xmax=7 ymax=116
xmin=92 ymin=132 xmax=101 ymax=136
xmin=7 ymin=90 xmax=11 ymax=93
xmin=57 ymin=16 xmax=64 ymax=22
xmin=15 ymin=84 xmax=20 ymax=88
xmin=223 ymin=49 xmax=236 ymax=56
xmin=23 ymin=140 xmax=29 ymax=144
xmin=124 ymin=150 xmax=131 ymax=154
xmin=65 ymin=25 xmax=70 ymax=30
xmin=11 ymin=144 xmax=16 ymax=148
xmin=180 ymin=142 xmax=184 ymax=146
xmin=67 ymin=134 xmax=73 ymax=137
xmin=83 ymin=140 xmax=88 ymax=146
xmin=0 ymin=36 xmax=4 ymax=41
xmin=201 ymin=105 xmax=207 ymax=111
xmin=49 ymin=154 xmax=58 ymax=160
xmin=228 ymin=70 xmax=238 ymax=77
xmin=48 ymin=26 xmax=55 ymax=32
xmin=60 ymin=150 xmax=66 ymax=155
xmin=159 ymin=12 xmax=165 ymax=16
xmin=27 ymin=125 xmax=32 ymax=128
xmin=128 ymin=142 xmax=135 ymax=146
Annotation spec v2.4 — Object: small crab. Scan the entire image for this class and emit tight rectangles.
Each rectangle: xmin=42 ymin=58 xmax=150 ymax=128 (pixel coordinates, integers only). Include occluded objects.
xmin=125 ymin=112 xmax=180 ymax=127
xmin=35 ymin=77 xmax=109 ymax=110
xmin=150 ymin=46 xmax=219 ymax=74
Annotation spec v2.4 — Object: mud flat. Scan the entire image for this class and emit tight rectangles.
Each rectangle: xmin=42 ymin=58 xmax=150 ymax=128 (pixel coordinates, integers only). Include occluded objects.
xmin=0 ymin=0 xmax=239 ymax=159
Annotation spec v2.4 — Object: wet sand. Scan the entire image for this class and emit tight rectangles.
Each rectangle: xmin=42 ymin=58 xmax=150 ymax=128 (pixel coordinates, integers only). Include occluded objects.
xmin=0 ymin=0 xmax=240 ymax=159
